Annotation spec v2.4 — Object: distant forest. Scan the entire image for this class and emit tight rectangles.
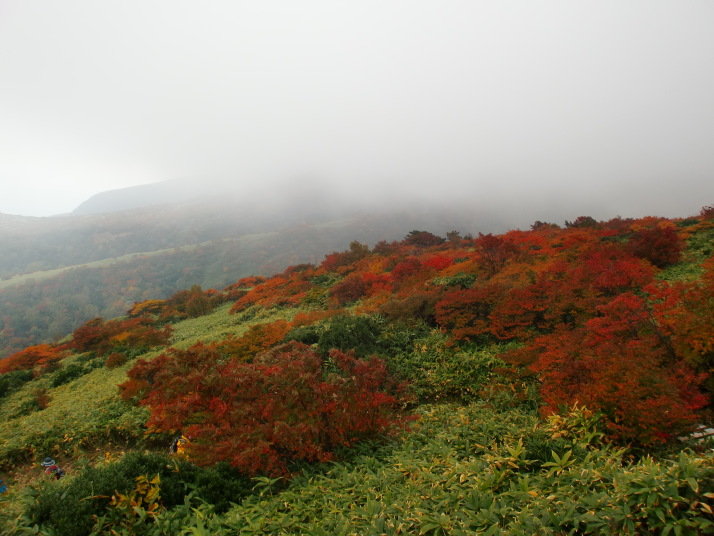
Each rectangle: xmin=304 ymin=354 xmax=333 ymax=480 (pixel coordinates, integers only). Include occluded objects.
xmin=0 ymin=205 xmax=478 ymax=358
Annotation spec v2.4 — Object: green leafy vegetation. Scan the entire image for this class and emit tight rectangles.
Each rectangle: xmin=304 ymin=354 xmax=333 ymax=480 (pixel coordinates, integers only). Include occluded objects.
xmin=1 ymin=207 xmax=712 ymax=534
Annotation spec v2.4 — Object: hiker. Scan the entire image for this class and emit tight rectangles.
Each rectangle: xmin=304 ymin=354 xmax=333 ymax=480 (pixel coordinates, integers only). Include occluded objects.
xmin=168 ymin=434 xmax=191 ymax=456
xmin=40 ymin=457 xmax=65 ymax=480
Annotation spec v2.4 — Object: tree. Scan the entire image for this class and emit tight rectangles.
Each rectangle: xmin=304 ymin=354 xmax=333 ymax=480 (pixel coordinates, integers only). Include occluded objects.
xmin=564 ymin=216 xmax=598 ymax=228
xmin=446 ymin=230 xmax=463 ymax=243
xmin=473 ymin=233 xmax=518 ymax=277
xmin=321 ymin=242 xmax=370 ymax=272
xmin=530 ymin=221 xmax=559 ymax=231
xmin=403 ymin=230 xmax=445 ymax=247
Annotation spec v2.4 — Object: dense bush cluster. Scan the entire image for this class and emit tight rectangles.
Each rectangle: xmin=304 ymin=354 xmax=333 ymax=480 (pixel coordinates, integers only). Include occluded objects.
xmin=120 ymin=341 xmax=411 ymax=476
xmin=23 ymin=452 xmax=251 ymax=536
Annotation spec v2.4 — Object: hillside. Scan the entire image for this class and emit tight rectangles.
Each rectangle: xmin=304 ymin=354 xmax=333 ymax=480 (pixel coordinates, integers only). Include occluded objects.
xmin=0 ymin=207 xmax=712 ymax=535
xmin=0 ymin=197 xmax=486 ymax=358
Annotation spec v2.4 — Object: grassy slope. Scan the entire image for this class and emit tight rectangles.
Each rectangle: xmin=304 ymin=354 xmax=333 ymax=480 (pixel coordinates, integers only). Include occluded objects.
xmin=1 ymin=215 xmax=713 ymax=534
xmin=0 ymin=211 xmax=422 ymax=358
xmin=0 ymin=303 xmax=302 ymax=469
xmin=209 ymin=404 xmax=713 ymax=535
xmin=0 ymin=234 xmax=277 ymax=291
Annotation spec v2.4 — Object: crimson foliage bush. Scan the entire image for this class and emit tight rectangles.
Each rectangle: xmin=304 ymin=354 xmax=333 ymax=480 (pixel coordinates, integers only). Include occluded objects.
xmin=120 ymin=341 xmax=412 ymax=476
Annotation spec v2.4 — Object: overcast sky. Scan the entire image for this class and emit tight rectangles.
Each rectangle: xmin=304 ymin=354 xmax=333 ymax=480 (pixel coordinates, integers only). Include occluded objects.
xmin=1 ymin=1 xmax=713 ymax=220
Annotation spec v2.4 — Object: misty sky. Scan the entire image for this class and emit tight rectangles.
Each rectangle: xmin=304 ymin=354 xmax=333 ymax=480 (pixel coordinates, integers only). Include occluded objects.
xmin=1 ymin=1 xmax=713 ymax=221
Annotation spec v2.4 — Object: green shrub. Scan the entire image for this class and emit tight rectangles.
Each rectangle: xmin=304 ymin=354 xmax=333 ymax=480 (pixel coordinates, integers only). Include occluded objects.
xmin=283 ymin=324 xmax=322 ymax=346
xmin=25 ymin=462 xmax=132 ymax=536
xmin=376 ymin=320 xmax=431 ymax=357
xmin=23 ymin=451 xmax=252 ymax=536
xmin=49 ymin=363 xmax=87 ymax=387
xmin=430 ymin=272 xmax=477 ymax=289
xmin=74 ymin=352 xmax=100 ymax=364
xmin=0 ymin=369 xmax=34 ymax=399
xmin=317 ymin=314 xmax=382 ymax=357
xmin=48 ymin=358 xmax=105 ymax=388
xmin=389 ymin=331 xmax=510 ymax=402
xmin=677 ymin=218 xmax=699 ymax=227
xmin=12 ymin=397 xmax=43 ymax=418
xmin=687 ymin=226 xmax=714 ymax=259
xmin=14 ymin=401 xmax=714 ymax=536
xmin=191 ymin=462 xmax=252 ymax=514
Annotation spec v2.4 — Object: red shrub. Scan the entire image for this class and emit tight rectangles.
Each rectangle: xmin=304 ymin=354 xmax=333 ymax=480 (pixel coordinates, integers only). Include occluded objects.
xmin=105 ymin=352 xmax=128 ymax=369
xmin=320 ymin=242 xmax=370 ymax=272
xmin=121 ymin=341 xmax=412 ymax=476
xmin=390 ymin=258 xmax=424 ymax=284
xmin=128 ymin=299 xmax=166 ymax=318
xmin=216 ymin=320 xmax=293 ymax=361
xmin=159 ymin=285 xmax=222 ymax=320
xmin=423 ymin=254 xmax=454 ymax=271
xmin=330 ymin=272 xmax=389 ymax=306
xmin=71 ymin=317 xmax=172 ymax=356
xmin=527 ymin=293 xmax=708 ymax=446
xmin=435 ymin=284 xmax=505 ymax=342
xmin=629 ymin=225 xmax=683 ymax=268
xmin=0 ymin=344 xmax=65 ymax=375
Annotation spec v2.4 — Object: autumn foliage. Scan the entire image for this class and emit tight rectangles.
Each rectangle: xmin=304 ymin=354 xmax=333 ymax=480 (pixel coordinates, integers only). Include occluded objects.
xmin=521 ymin=291 xmax=709 ymax=445
xmin=0 ymin=344 xmax=65 ymax=375
xmin=5 ymin=209 xmax=712 ymax=474
xmin=70 ymin=316 xmax=172 ymax=356
xmin=208 ymin=222 xmax=710 ymax=448
xmin=120 ymin=341 xmax=411 ymax=476
xmin=216 ymin=320 xmax=293 ymax=361
xmin=629 ymin=224 xmax=683 ymax=268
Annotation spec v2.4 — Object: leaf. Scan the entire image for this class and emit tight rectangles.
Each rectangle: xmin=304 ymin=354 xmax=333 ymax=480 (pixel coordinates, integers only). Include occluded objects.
xmin=686 ymin=477 xmax=699 ymax=493
xmin=420 ymin=522 xmax=441 ymax=534
xmin=655 ymin=508 xmax=666 ymax=523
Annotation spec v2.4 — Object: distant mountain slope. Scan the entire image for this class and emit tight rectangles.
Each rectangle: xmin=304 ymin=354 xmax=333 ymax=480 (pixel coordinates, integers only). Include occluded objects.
xmin=0 ymin=199 xmax=484 ymax=357
xmin=72 ymin=179 xmax=206 ymax=215
xmin=0 ymin=195 xmax=485 ymax=280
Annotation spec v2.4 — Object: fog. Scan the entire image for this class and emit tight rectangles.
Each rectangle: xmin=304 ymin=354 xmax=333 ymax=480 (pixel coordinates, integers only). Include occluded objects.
xmin=1 ymin=1 xmax=713 ymax=225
